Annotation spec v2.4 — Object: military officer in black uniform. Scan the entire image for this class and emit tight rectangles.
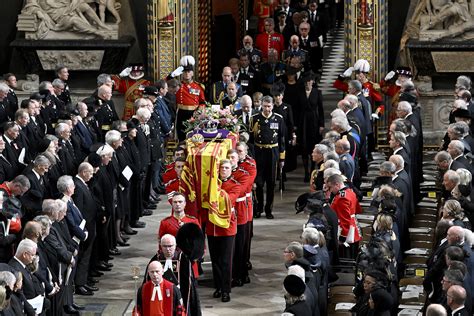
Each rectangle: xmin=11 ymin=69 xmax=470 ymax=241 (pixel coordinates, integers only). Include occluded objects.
xmin=94 ymin=85 xmax=119 ymax=141
xmin=250 ymin=95 xmax=286 ymax=219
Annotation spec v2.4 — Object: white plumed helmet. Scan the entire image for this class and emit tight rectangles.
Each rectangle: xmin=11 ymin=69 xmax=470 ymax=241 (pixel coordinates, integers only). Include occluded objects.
xmin=353 ymin=59 xmax=370 ymax=73
xmin=180 ymin=55 xmax=195 ymax=66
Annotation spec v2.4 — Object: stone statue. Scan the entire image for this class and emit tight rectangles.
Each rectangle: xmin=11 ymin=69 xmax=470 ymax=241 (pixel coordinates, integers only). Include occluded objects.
xmin=421 ymin=0 xmax=472 ymax=32
xmin=87 ymin=0 xmax=122 ymax=24
xmin=17 ymin=0 xmax=121 ymax=40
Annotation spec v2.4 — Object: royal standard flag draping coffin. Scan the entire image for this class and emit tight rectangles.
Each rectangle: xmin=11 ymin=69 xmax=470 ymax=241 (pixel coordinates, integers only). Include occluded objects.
xmin=181 ymin=137 xmax=234 ymax=228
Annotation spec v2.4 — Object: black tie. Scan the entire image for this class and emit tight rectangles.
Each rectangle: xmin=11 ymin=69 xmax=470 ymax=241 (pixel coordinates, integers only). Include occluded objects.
xmin=311 ymin=12 xmax=315 ymax=23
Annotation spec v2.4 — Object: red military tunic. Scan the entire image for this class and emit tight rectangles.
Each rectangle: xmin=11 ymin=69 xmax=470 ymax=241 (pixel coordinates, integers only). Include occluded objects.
xmin=232 ymin=167 xmax=251 ymax=225
xmin=206 ymin=177 xmax=241 ymax=237
xmin=163 ymin=164 xmax=178 ymax=204
xmin=253 ymin=0 xmax=279 ymax=32
xmin=111 ymin=75 xmax=150 ymax=120
xmin=255 ymin=32 xmax=285 ymax=61
xmin=330 ymin=187 xmax=361 ymax=243
xmin=158 ymin=214 xmax=200 ymax=239
xmin=176 ymin=81 xmax=206 ymax=111
xmin=239 ymin=156 xmax=257 ymax=222
xmin=175 ymin=81 xmax=206 ymax=140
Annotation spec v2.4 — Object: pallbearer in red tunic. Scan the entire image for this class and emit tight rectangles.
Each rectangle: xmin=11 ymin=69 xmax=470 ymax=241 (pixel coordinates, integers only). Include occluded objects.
xmin=206 ymin=159 xmax=242 ymax=303
xmin=158 ymin=193 xmax=200 ymax=240
xmin=236 ymin=142 xmax=257 ymax=274
xmin=112 ymin=64 xmax=151 ymax=120
xmin=135 ymin=261 xmax=185 ymax=316
xmin=228 ymin=149 xmax=253 ymax=287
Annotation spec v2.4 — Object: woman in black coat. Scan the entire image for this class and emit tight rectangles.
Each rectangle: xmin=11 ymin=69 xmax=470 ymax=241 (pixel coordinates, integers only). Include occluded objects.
xmin=352 ymin=270 xmax=393 ymax=316
xmin=296 ymin=72 xmax=324 ymax=182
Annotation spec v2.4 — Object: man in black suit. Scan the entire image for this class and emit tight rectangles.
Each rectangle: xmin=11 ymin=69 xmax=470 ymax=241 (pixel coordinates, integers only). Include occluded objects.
xmin=22 ymin=98 xmax=43 ymax=159
xmin=238 ymin=51 xmax=259 ymax=96
xmin=56 ymin=122 xmax=78 ymax=175
xmin=9 ymin=238 xmax=48 ymax=314
xmin=307 ymin=0 xmax=328 ymax=43
xmin=21 ymin=155 xmax=51 ymax=221
xmin=72 ymin=163 xmax=101 ymax=295
xmin=234 ymin=95 xmax=256 ymax=133
xmin=448 ymin=285 xmax=470 ymax=316
xmin=448 ymin=140 xmax=474 ymax=173
xmin=435 ymin=151 xmax=464 ymax=172
xmin=388 ymin=156 xmax=413 ymax=251
xmin=389 ymin=131 xmax=412 ymax=176
xmin=4 ymin=73 xmax=18 ymax=121
xmin=42 ymin=199 xmax=81 ymax=314
xmin=3 ymin=121 xmax=25 ymax=174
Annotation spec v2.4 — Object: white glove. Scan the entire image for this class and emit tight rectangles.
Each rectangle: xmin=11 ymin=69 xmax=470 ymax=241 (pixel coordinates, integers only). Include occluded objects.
xmin=171 ymin=66 xmax=184 ymax=78
xmin=119 ymin=67 xmax=132 ymax=77
xmin=371 ymin=113 xmax=379 ymax=120
xmin=342 ymin=67 xmax=354 ymax=78
xmin=384 ymin=70 xmax=396 ymax=81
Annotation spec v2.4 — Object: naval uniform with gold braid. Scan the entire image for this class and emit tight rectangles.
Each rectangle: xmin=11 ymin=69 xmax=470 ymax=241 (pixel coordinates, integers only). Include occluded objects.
xmin=250 ymin=111 xmax=285 ymax=217
xmin=175 ymin=81 xmax=206 ymax=141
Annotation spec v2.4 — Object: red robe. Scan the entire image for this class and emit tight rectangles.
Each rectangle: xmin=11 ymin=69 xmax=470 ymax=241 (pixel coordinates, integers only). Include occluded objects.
xmin=137 ymin=279 xmax=184 ymax=316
